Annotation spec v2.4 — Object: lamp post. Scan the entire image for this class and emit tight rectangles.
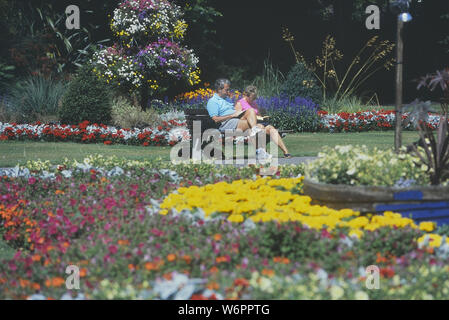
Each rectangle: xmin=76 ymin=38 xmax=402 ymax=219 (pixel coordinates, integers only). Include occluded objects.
xmin=390 ymin=0 xmax=412 ymax=152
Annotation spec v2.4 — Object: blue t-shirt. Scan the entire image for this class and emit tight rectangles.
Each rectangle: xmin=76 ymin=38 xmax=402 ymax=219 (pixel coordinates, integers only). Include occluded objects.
xmin=206 ymin=94 xmax=235 ymax=117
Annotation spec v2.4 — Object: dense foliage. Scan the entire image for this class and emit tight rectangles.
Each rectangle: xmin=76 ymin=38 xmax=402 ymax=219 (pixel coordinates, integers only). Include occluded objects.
xmin=59 ymin=67 xmax=112 ymax=125
xmin=280 ymin=62 xmax=322 ymax=105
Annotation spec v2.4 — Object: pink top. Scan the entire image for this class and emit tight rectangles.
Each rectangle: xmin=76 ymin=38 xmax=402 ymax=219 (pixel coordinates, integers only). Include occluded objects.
xmin=238 ymin=98 xmax=258 ymax=114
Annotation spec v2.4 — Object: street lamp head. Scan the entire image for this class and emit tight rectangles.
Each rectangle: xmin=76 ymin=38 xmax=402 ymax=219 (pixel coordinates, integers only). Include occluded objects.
xmin=390 ymin=0 xmax=410 ymax=13
xmin=399 ymin=12 xmax=413 ymax=22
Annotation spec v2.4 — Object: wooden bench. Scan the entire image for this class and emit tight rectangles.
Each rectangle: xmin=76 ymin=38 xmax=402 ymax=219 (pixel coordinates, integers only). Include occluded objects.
xmin=184 ymin=108 xmax=293 ymax=159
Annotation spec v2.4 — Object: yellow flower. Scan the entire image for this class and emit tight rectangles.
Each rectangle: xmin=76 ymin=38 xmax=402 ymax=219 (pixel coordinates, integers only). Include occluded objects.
xmin=419 ymin=221 xmax=435 ymax=232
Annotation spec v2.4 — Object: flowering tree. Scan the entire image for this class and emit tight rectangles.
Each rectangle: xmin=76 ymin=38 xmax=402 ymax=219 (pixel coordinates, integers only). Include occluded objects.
xmin=91 ymin=0 xmax=201 ymax=109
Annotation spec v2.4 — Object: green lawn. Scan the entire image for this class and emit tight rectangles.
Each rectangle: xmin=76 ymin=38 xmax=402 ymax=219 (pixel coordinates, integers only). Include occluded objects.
xmin=0 ymin=141 xmax=172 ymax=167
xmin=280 ymin=131 xmax=421 ymax=157
xmin=0 ymin=131 xmax=421 ymax=167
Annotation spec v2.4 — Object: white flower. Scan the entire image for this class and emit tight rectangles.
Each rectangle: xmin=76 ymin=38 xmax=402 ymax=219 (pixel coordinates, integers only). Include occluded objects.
xmin=354 ymin=291 xmax=369 ymax=300
xmin=330 ymin=285 xmax=344 ymax=299
xmin=345 ymin=166 xmax=357 ymax=176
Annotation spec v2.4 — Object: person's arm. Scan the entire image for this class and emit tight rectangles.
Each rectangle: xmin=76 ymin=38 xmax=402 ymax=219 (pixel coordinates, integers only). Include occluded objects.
xmin=212 ymin=110 xmax=243 ymax=123
xmin=251 ymin=101 xmax=262 ymax=114
xmin=235 ymin=101 xmax=243 ymax=112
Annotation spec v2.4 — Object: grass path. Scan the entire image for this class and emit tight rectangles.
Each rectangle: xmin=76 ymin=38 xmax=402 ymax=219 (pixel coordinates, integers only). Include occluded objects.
xmin=0 ymin=131 xmax=421 ymax=167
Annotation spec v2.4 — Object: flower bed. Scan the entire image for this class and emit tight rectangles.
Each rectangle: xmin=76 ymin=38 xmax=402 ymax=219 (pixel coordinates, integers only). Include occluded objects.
xmin=318 ymin=110 xmax=446 ymax=133
xmin=1 ymin=156 xmax=449 ymax=300
xmin=0 ymin=120 xmax=189 ymax=146
xmin=2 ymin=105 xmax=449 ymax=148
xmin=305 ymin=145 xmax=431 ymax=187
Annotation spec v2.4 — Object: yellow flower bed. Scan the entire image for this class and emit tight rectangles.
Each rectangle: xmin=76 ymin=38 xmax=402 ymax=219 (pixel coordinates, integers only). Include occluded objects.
xmin=159 ymin=177 xmax=435 ymax=239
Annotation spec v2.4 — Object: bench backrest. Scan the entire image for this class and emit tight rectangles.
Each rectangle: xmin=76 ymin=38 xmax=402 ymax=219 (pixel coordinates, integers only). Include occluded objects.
xmin=185 ymin=108 xmax=220 ymax=137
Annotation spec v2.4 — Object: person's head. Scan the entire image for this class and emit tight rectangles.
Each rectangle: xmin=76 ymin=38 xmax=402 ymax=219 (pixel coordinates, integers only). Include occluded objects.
xmin=214 ymin=78 xmax=231 ymax=98
xmin=243 ymin=85 xmax=258 ymax=103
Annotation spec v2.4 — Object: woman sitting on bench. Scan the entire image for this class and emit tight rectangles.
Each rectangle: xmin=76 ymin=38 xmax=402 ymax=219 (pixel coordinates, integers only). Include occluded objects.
xmin=206 ymin=79 xmax=291 ymax=159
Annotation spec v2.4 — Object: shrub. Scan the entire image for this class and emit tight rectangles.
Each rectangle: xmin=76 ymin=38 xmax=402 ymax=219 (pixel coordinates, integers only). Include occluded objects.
xmin=8 ymin=76 xmax=67 ymax=123
xmin=280 ymin=62 xmax=322 ymax=104
xmin=111 ymin=96 xmax=161 ymax=129
xmin=256 ymin=96 xmax=319 ymax=132
xmin=0 ymin=95 xmax=18 ymax=123
xmin=59 ymin=66 xmax=112 ymax=125
xmin=0 ymin=61 xmax=15 ymax=91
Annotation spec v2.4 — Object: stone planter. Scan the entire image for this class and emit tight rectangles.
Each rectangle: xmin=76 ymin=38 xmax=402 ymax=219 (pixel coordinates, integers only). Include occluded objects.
xmin=303 ymin=178 xmax=449 ymax=226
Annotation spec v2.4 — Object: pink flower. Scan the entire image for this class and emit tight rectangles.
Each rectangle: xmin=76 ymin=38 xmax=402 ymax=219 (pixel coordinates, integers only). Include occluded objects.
xmin=28 ymin=177 xmax=36 ymax=185
xmin=321 ymin=229 xmax=332 ymax=239
xmin=108 ymin=245 xmax=118 ymax=254
xmin=8 ymin=262 xmax=17 ymax=271
xmin=79 ymin=184 xmax=87 ymax=192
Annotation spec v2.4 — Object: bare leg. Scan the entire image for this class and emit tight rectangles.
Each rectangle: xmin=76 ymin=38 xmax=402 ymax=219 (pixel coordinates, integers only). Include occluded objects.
xmin=240 ymin=109 xmax=258 ymax=129
xmin=237 ymin=120 xmax=254 ymax=147
xmin=266 ymin=125 xmax=289 ymax=155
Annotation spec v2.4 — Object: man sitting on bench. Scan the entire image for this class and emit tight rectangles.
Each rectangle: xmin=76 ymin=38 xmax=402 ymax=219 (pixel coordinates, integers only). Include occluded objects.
xmin=206 ymin=78 xmax=292 ymax=159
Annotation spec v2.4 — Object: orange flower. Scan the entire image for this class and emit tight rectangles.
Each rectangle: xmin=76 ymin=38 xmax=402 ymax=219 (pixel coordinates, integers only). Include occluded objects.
xmin=210 ymin=266 xmax=219 ymax=273
xmin=207 ymin=282 xmax=220 ymax=290
xmin=52 ymin=277 xmax=65 ymax=287
xmin=182 ymin=255 xmax=191 ymax=264
xmin=215 ymin=256 xmax=229 ymax=263
xmin=261 ymin=269 xmax=275 ymax=277
xmin=128 ymin=264 xmax=135 ymax=271
xmin=46 ymin=277 xmax=65 ymax=287
xmin=273 ymin=256 xmax=290 ymax=264
xmin=376 ymin=252 xmax=387 ymax=264
xmin=19 ymin=279 xmax=30 ymax=288
xmin=282 ymin=257 xmax=290 ymax=264
xmin=32 ymin=283 xmax=41 ymax=291
xmin=167 ymin=254 xmax=176 ymax=262
xmin=234 ymin=278 xmax=249 ymax=287
xmin=31 ymin=254 xmax=41 ymax=262
xmin=55 ymin=190 xmax=65 ymax=195
xmin=163 ymin=273 xmax=173 ymax=280
xmin=79 ymin=268 xmax=87 ymax=277
xmin=213 ymin=234 xmax=222 ymax=241
xmin=118 ymin=239 xmax=130 ymax=246
xmin=145 ymin=262 xmax=158 ymax=271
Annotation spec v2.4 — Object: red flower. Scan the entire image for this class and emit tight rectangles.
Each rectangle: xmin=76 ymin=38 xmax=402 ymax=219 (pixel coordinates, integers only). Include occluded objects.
xmin=108 ymin=245 xmax=118 ymax=254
